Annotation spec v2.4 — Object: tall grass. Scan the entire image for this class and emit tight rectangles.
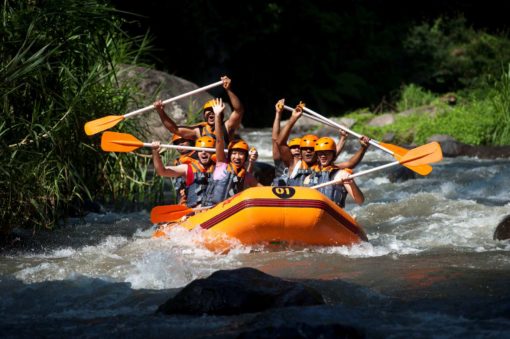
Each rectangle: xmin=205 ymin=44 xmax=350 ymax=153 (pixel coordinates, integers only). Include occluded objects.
xmin=489 ymin=65 xmax=510 ymax=145
xmin=0 ymin=0 xmax=163 ymax=235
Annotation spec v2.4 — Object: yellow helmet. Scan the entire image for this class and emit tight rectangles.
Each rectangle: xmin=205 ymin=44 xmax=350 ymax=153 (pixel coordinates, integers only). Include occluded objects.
xmin=228 ymin=139 xmax=249 ymax=152
xmin=315 ymin=137 xmax=336 ymax=152
xmin=203 ymin=99 xmax=215 ymax=110
xmin=300 ymin=134 xmax=319 ymax=148
xmin=195 ymin=136 xmax=215 ymax=148
xmin=288 ymin=137 xmax=301 ymax=148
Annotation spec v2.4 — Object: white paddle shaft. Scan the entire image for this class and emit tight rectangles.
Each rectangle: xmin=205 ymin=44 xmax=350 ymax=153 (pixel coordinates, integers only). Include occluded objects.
xmin=311 ymin=161 xmax=400 ymax=189
xmin=124 ymin=80 xmax=223 ymax=118
xmin=141 ymin=143 xmax=227 ymax=152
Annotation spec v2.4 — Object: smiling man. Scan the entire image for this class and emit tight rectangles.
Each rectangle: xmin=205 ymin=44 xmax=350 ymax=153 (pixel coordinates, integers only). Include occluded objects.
xmin=154 ymin=75 xmax=244 ymax=145
xmin=151 ymin=136 xmax=216 ymax=208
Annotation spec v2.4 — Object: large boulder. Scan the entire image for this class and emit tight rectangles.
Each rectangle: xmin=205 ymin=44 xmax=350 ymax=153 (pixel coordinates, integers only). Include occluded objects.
xmin=117 ymin=66 xmax=232 ymax=142
xmin=158 ymin=267 xmax=325 ymax=315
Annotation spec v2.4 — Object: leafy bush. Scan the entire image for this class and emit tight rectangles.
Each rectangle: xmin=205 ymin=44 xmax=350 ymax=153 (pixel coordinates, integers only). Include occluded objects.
xmin=396 ymin=84 xmax=437 ymax=112
xmin=403 ymin=16 xmax=510 ymax=92
xmin=346 ymin=82 xmax=503 ymax=146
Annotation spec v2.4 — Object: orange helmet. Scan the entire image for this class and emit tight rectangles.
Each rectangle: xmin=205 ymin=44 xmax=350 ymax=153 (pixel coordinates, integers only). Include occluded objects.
xmin=228 ymin=139 xmax=249 ymax=152
xmin=195 ymin=136 xmax=215 ymax=148
xmin=315 ymin=137 xmax=336 ymax=152
xmin=288 ymin=137 xmax=301 ymax=148
xmin=171 ymin=134 xmax=185 ymax=144
xmin=203 ymin=99 xmax=215 ymax=111
xmin=300 ymin=134 xmax=319 ymax=148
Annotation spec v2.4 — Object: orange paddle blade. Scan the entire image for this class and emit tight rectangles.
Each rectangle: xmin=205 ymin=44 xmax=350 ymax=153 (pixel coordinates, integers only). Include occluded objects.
xmin=101 ymin=131 xmax=143 ymax=152
xmin=379 ymin=142 xmax=408 ymax=156
xmin=380 ymin=142 xmax=433 ymax=175
xmin=84 ymin=115 xmax=124 ymax=136
xmin=150 ymin=204 xmax=192 ymax=224
xmin=399 ymin=142 xmax=443 ymax=167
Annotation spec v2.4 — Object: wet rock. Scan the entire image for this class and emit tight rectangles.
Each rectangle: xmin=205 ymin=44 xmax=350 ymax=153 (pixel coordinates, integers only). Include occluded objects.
xmin=494 ymin=215 xmax=510 ymax=240
xmin=158 ymin=267 xmax=325 ymax=315
xmin=387 ymin=166 xmax=417 ymax=182
xmin=428 ymin=135 xmax=510 ymax=159
xmin=427 ymin=135 xmax=463 ymax=157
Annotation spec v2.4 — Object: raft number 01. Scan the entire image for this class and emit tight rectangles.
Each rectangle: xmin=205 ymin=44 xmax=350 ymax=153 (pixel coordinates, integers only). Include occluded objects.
xmin=271 ymin=187 xmax=296 ymax=199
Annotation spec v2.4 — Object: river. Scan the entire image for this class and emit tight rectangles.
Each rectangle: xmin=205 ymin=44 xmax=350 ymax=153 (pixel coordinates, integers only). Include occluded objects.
xmin=1 ymin=128 xmax=509 ymax=338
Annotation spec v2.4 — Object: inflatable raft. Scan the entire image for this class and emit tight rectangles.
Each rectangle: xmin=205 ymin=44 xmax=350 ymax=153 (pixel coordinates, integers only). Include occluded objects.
xmin=153 ymin=186 xmax=368 ymax=251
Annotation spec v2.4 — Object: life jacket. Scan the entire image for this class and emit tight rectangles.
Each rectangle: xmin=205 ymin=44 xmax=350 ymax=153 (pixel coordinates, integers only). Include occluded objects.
xmin=185 ymin=161 xmax=215 ymax=207
xmin=286 ymin=160 xmax=314 ymax=186
xmin=203 ymin=163 xmax=246 ymax=206
xmin=272 ymin=167 xmax=289 ymax=187
xmin=193 ymin=121 xmax=230 ymax=145
xmin=172 ymin=152 xmax=198 ymax=205
xmin=307 ymin=165 xmax=348 ymax=208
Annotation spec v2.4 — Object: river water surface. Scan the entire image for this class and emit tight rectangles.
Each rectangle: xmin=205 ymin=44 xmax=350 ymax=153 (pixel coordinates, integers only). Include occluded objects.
xmin=1 ymin=129 xmax=509 ymax=338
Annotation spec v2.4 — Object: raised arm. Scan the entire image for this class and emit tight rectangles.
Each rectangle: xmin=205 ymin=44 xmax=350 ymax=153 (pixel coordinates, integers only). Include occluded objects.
xmin=246 ymin=147 xmax=258 ymax=174
xmin=336 ymin=136 xmax=370 ymax=169
xmin=276 ymin=104 xmax=303 ymax=167
xmin=222 ymin=76 xmax=245 ymax=138
xmin=272 ymin=99 xmax=285 ymax=162
xmin=154 ymin=100 xmax=200 ymax=140
xmin=335 ymin=129 xmax=348 ymax=160
xmin=151 ymin=141 xmax=188 ymax=177
xmin=212 ymin=98 xmax=227 ymax=163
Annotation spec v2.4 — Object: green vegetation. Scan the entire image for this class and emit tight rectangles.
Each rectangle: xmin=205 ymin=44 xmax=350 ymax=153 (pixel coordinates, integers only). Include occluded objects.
xmin=343 ymin=17 xmax=510 ymax=146
xmin=0 ymin=0 xmax=165 ymax=235
xmin=347 ymin=70 xmax=510 ymax=146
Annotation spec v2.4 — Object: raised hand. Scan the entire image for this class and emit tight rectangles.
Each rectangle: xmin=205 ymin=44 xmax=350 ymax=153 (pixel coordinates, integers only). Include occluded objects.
xmin=275 ymin=98 xmax=285 ymax=114
xmin=221 ymin=76 xmax=231 ymax=90
xmin=151 ymin=141 xmax=161 ymax=152
xmin=212 ymin=98 xmax=225 ymax=116
xmin=360 ymin=136 xmax=370 ymax=148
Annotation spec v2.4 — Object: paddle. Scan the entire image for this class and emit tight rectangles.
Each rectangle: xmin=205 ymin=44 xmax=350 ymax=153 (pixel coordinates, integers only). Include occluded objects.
xmin=100 ymin=131 xmax=226 ymax=153
xmin=311 ymin=142 xmax=442 ymax=189
xmin=150 ymin=204 xmax=213 ymax=224
xmin=283 ymin=104 xmax=433 ymax=175
xmin=84 ymin=80 xmax=223 ymax=136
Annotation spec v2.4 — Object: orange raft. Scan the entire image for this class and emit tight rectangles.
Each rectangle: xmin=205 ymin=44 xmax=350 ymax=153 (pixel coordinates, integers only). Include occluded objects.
xmin=153 ymin=186 xmax=368 ymax=250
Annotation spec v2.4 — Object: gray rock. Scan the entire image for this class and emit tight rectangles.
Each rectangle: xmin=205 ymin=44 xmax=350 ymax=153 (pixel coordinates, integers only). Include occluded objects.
xmin=158 ymin=267 xmax=325 ymax=315
xmin=367 ymin=113 xmax=395 ymax=127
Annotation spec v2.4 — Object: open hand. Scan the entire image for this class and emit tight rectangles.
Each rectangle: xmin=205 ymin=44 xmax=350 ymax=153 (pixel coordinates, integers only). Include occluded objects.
xmin=212 ymin=98 xmax=225 ymax=116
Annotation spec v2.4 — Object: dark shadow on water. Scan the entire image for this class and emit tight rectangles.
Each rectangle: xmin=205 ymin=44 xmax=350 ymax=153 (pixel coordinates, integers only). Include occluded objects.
xmin=0 ymin=269 xmax=509 ymax=338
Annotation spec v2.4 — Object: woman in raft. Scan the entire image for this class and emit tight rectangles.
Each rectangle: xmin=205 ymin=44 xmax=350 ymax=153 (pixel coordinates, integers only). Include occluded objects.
xmin=202 ymin=98 xmax=261 ymax=207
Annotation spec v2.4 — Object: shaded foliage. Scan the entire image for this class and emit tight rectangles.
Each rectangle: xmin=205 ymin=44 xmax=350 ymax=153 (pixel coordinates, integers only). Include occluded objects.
xmin=110 ymin=0 xmax=510 ymax=126
xmin=0 ymin=0 xmax=162 ymax=234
